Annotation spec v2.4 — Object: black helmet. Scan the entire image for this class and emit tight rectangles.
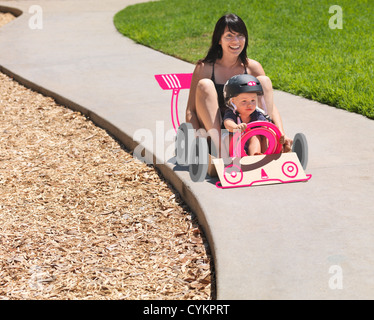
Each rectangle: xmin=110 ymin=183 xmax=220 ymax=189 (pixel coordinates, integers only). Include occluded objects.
xmin=223 ymin=74 xmax=263 ymax=102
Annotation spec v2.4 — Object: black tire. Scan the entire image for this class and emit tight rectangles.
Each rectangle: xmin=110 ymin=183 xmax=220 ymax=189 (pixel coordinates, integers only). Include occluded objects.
xmin=175 ymin=122 xmax=195 ymax=166
xmin=189 ymin=136 xmax=209 ymax=182
xmin=292 ymin=133 xmax=308 ymax=170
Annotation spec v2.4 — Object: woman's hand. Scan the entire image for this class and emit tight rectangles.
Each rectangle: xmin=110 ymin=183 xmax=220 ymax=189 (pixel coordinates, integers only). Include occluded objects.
xmin=282 ymin=136 xmax=293 ymax=153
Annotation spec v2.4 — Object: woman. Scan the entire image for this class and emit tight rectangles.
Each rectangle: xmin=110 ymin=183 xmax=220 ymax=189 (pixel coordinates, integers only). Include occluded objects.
xmin=185 ymin=13 xmax=292 ymax=157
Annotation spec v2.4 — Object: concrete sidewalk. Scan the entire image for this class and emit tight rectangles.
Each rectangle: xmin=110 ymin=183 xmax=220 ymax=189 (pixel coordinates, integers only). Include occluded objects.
xmin=1 ymin=0 xmax=374 ymax=299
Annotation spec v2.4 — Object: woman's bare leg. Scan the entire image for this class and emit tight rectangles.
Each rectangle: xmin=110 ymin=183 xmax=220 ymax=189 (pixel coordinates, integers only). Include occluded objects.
xmin=257 ymin=76 xmax=291 ymax=152
xmin=257 ymin=75 xmax=274 ymax=120
xmin=195 ymin=79 xmax=225 ymax=157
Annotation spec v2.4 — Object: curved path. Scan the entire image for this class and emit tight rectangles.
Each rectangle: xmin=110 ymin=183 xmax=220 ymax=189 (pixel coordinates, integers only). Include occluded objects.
xmin=1 ymin=0 xmax=374 ymax=299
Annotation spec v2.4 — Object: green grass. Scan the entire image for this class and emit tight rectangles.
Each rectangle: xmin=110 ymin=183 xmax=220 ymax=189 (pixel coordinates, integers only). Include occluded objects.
xmin=114 ymin=0 xmax=374 ymax=119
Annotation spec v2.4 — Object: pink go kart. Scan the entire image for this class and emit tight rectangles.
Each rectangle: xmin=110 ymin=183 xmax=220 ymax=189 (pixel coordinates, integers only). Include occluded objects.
xmin=155 ymin=73 xmax=311 ymax=188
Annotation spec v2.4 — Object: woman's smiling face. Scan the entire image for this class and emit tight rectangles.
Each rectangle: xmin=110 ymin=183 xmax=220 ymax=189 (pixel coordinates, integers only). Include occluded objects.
xmin=220 ymin=26 xmax=246 ymax=56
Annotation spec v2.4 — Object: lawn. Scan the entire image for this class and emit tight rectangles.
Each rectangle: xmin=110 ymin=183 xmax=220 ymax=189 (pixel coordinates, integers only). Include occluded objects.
xmin=114 ymin=0 xmax=373 ymax=119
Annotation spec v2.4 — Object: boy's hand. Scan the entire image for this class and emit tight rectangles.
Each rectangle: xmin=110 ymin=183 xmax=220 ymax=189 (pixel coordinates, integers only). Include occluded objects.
xmin=236 ymin=123 xmax=247 ymax=132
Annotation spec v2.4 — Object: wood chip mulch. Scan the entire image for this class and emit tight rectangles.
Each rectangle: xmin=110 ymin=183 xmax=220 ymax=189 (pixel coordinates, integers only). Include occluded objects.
xmin=0 ymin=12 xmax=15 ymax=26
xmin=0 ymin=13 xmax=213 ymax=300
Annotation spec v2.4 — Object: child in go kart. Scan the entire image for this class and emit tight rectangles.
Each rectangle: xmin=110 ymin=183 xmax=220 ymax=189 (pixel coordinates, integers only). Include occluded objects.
xmin=223 ymin=74 xmax=285 ymax=156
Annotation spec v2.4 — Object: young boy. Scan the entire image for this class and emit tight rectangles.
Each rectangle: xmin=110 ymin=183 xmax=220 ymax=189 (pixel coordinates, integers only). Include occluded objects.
xmin=223 ymin=74 xmax=284 ymax=155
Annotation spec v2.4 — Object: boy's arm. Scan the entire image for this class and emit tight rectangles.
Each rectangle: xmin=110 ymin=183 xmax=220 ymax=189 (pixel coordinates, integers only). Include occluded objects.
xmin=224 ymin=119 xmax=247 ymax=132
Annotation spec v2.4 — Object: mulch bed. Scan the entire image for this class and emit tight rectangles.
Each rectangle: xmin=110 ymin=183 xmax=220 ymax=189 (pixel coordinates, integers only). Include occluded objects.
xmin=0 ymin=13 xmax=213 ymax=300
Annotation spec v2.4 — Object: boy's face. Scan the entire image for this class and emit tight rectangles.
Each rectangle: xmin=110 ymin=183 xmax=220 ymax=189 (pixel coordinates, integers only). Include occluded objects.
xmin=232 ymin=92 xmax=257 ymax=115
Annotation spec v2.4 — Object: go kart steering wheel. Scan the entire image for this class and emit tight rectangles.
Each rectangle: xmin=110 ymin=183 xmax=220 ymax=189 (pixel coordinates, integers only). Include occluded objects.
xmin=230 ymin=121 xmax=283 ymax=157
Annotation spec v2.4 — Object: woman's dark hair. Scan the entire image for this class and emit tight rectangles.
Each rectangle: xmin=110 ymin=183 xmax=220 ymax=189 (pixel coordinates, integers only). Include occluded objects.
xmin=199 ymin=14 xmax=249 ymax=66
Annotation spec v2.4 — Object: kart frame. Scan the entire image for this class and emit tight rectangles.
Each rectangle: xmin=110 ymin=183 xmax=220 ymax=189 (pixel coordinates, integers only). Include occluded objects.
xmin=155 ymin=73 xmax=312 ymax=188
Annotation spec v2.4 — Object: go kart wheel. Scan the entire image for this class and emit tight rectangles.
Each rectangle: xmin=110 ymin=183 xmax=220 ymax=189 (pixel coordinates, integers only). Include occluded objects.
xmin=175 ymin=122 xmax=195 ymax=166
xmin=189 ymin=136 xmax=209 ymax=182
xmin=292 ymin=133 xmax=308 ymax=170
